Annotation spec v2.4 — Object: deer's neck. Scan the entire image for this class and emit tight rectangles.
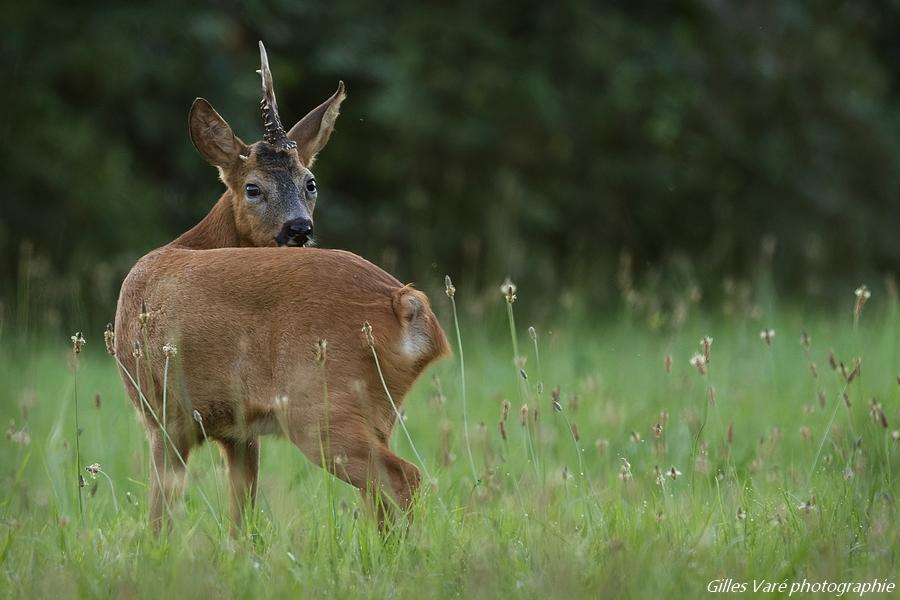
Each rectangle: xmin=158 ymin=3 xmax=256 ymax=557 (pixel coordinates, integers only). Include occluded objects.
xmin=170 ymin=193 xmax=244 ymax=250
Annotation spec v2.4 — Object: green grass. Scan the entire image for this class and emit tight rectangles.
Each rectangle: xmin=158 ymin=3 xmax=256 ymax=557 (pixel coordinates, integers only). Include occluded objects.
xmin=0 ymin=292 xmax=898 ymax=598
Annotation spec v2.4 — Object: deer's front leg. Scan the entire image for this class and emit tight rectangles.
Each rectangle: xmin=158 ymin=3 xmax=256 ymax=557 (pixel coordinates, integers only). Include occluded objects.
xmin=148 ymin=432 xmax=192 ymax=533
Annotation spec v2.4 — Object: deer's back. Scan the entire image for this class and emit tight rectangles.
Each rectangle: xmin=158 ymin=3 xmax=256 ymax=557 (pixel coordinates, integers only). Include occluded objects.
xmin=114 ymin=247 xmax=449 ymax=443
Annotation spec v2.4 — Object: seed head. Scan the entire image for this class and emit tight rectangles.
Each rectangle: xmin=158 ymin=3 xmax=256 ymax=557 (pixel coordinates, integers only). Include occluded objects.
xmin=138 ymin=301 xmax=150 ymax=328
xmin=498 ymin=419 xmax=507 ymax=441
xmin=629 ymin=431 xmax=642 ymax=443
xmin=192 ymin=410 xmax=203 ymax=424
xmin=853 ymin=285 xmax=871 ymax=321
xmin=652 ymin=422 xmax=663 ymax=438
xmin=162 ymin=342 xmax=178 ymax=358
xmin=868 ymin=399 xmax=888 ymax=428
xmin=551 ymin=386 xmax=562 ymax=412
xmin=85 ymin=463 xmax=101 ymax=479
xmin=759 ymin=328 xmax=775 ymax=346
xmin=519 ymin=404 xmax=528 ymax=427
xmin=5 ymin=421 xmax=31 ymax=447
xmin=500 ymin=278 xmax=517 ymax=303
xmin=618 ymin=458 xmax=632 ymax=482
xmin=797 ymin=496 xmax=817 ymax=513
xmin=668 ymin=466 xmax=682 ymax=480
xmin=501 ymin=399 xmax=510 ymax=422
xmin=663 ymin=353 xmax=672 ymax=374
xmin=800 ymin=330 xmax=811 ymax=352
xmin=444 ymin=275 xmax=455 ymax=299
xmin=316 ymin=339 xmax=328 ymax=365
xmin=570 ymin=422 xmax=580 ymax=442
xmin=528 ymin=326 xmax=537 ymax=341
xmin=736 ymin=507 xmax=747 ymax=521
xmin=132 ymin=340 xmax=143 ymax=359
xmin=361 ymin=321 xmax=375 ymax=346
xmin=799 ymin=425 xmax=813 ymax=443
xmin=689 ymin=353 xmax=707 ymax=376
xmin=892 ymin=430 xmax=900 ymax=442
xmin=700 ymin=336 xmax=713 ymax=362
xmin=71 ymin=332 xmax=86 ymax=355
xmin=104 ymin=323 xmax=115 ymax=355
xmin=843 ymin=359 xmax=860 ymax=383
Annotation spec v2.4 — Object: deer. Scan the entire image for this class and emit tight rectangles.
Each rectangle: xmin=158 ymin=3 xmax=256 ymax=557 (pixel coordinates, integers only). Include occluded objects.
xmin=114 ymin=43 xmax=447 ymax=531
xmin=114 ymin=247 xmax=450 ymax=531
xmin=176 ymin=41 xmax=346 ymax=251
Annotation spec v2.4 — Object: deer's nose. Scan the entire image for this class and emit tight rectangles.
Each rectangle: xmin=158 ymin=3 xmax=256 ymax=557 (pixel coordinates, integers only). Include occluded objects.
xmin=279 ymin=218 xmax=313 ymax=246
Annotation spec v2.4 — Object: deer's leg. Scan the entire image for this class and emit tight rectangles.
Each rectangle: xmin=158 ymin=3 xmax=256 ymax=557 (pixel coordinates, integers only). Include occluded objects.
xmin=148 ymin=432 xmax=192 ymax=532
xmin=376 ymin=444 xmax=421 ymax=511
xmin=221 ymin=437 xmax=260 ymax=528
xmin=314 ymin=428 xmax=420 ymax=526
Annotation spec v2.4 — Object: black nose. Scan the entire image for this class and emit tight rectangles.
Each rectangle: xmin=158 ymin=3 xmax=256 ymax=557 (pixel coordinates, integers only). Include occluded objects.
xmin=279 ymin=218 xmax=313 ymax=246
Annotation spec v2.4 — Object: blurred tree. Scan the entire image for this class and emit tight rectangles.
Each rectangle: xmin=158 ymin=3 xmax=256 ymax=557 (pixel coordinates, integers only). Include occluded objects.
xmin=2 ymin=0 xmax=899 ymax=329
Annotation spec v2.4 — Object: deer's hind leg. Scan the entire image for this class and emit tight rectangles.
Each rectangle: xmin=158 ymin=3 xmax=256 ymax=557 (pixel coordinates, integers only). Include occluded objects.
xmin=221 ymin=437 xmax=260 ymax=529
xmin=300 ymin=416 xmax=421 ymax=527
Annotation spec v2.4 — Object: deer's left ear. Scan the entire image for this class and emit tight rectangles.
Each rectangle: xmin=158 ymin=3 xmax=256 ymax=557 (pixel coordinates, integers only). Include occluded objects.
xmin=287 ymin=81 xmax=346 ymax=168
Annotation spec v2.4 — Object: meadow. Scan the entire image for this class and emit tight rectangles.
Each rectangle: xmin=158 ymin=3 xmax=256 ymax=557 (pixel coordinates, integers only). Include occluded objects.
xmin=0 ymin=278 xmax=898 ymax=598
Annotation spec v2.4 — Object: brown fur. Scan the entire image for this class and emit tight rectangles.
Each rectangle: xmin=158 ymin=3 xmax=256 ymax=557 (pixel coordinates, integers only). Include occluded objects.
xmin=114 ymin=247 xmax=450 ymax=529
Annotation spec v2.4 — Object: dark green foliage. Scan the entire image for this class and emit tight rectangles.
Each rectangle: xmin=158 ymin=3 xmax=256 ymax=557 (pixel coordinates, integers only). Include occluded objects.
xmin=2 ymin=1 xmax=899 ymax=328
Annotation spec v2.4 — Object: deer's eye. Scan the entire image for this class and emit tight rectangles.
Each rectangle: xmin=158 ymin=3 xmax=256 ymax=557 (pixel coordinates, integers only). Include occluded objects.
xmin=245 ymin=183 xmax=261 ymax=198
xmin=305 ymin=179 xmax=317 ymax=194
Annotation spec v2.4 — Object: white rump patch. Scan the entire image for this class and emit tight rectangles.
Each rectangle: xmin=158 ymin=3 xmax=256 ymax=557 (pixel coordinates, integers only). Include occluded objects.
xmin=403 ymin=333 xmax=428 ymax=358
xmin=396 ymin=290 xmax=432 ymax=360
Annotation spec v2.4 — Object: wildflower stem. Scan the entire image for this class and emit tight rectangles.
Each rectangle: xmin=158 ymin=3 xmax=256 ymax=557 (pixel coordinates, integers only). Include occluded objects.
xmin=809 ymin=383 xmax=848 ymax=480
xmin=98 ymin=469 xmax=120 ymax=514
xmin=73 ymin=359 xmax=84 ymax=523
xmin=506 ymin=302 xmax=539 ymax=476
xmin=194 ymin=414 xmax=225 ymax=518
xmin=162 ymin=354 xmax=171 ymax=476
xmin=447 ymin=287 xmax=479 ymax=485
xmin=365 ymin=329 xmax=433 ymax=483
xmin=114 ymin=355 xmax=222 ymax=532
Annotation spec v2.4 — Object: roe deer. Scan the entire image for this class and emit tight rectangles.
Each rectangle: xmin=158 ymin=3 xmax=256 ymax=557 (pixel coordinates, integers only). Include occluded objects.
xmin=177 ymin=41 xmax=346 ymax=250
xmin=113 ymin=247 xmax=449 ymax=530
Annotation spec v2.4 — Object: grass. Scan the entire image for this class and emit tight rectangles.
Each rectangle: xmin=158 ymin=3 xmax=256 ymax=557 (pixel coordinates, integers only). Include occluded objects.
xmin=0 ymin=287 xmax=898 ymax=598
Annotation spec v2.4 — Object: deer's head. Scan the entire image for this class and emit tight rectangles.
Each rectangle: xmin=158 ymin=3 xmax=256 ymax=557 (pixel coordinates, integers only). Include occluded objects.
xmin=189 ymin=42 xmax=345 ymax=247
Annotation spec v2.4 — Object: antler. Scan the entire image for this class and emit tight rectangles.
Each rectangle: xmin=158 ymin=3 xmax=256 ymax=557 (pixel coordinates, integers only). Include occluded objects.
xmin=257 ymin=41 xmax=296 ymax=152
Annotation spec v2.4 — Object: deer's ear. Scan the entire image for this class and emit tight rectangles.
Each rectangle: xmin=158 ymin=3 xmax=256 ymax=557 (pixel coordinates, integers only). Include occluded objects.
xmin=287 ymin=81 xmax=346 ymax=168
xmin=189 ymin=99 xmax=248 ymax=167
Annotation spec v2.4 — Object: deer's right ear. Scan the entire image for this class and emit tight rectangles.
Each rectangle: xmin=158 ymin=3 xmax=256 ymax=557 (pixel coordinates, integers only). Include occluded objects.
xmin=287 ymin=81 xmax=347 ymax=168
xmin=189 ymin=99 xmax=249 ymax=167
